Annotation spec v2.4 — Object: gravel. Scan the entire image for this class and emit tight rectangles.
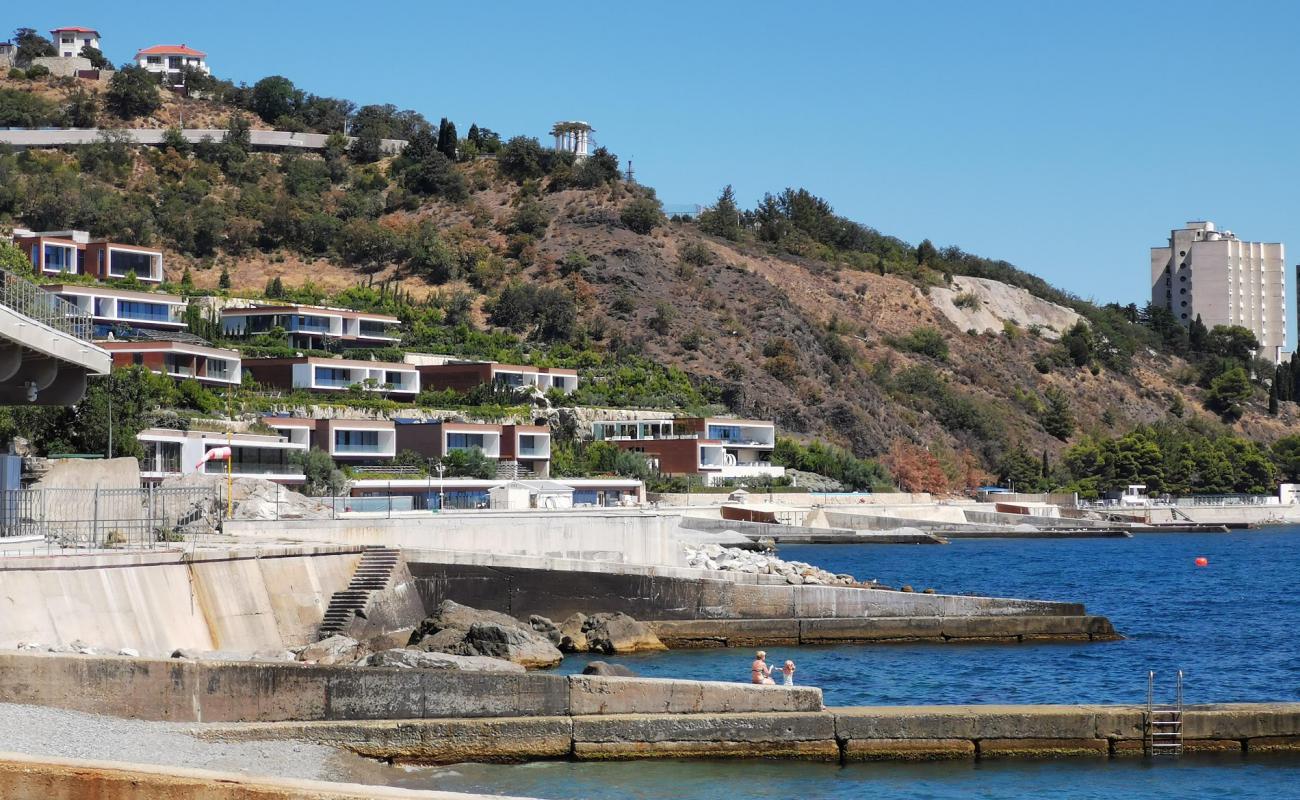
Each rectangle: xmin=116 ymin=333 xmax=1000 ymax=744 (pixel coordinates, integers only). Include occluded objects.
xmin=0 ymin=702 xmax=372 ymax=782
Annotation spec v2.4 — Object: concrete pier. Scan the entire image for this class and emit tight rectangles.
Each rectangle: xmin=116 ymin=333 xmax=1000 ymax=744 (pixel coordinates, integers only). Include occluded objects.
xmin=203 ymin=703 xmax=1300 ymax=764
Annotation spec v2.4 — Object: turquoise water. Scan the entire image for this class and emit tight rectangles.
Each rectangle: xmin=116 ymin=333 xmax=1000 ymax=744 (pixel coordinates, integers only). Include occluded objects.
xmin=393 ymin=529 xmax=1300 ymax=797
xmin=391 ymin=754 xmax=1300 ymax=799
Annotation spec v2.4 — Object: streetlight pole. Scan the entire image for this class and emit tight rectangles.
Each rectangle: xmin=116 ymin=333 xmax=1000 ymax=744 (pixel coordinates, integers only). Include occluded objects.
xmin=434 ymin=460 xmax=445 ymax=512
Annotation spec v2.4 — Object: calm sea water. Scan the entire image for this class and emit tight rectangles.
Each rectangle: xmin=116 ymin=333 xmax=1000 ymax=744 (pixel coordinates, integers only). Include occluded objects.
xmin=381 ymin=529 xmax=1300 ymax=798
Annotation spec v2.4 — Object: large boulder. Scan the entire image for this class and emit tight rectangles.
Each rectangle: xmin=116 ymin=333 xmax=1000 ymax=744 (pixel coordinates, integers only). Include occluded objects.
xmin=583 ymin=613 xmax=666 ymax=654
xmin=558 ymin=614 xmax=589 ymax=653
xmin=360 ymin=648 xmax=524 ymax=672
xmin=530 ymin=615 xmax=561 ymax=646
xmin=581 ymin=660 xmax=638 ymax=677
xmin=297 ymin=635 xmax=364 ymax=666
xmin=463 ymin=622 xmax=562 ymax=669
xmin=407 ymin=600 xmax=563 ymax=669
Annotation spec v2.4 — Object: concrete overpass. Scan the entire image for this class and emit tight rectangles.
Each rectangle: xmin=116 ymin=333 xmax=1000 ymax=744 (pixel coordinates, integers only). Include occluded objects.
xmin=0 ymin=128 xmax=406 ymax=155
xmin=0 ymin=270 xmax=109 ymax=405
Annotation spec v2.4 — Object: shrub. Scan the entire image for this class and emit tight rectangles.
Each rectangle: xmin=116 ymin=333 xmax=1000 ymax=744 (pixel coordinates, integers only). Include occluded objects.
xmin=952 ymin=291 xmax=980 ymax=310
xmin=24 ymin=63 xmax=49 ymax=79
xmin=679 ymin=240 xmax=713 ymax=267
xmin=7 ymin=68 xmax=24 ymax=80
xmin=621 ymin=197 xmax=664 ymax=234
xmin=894 ymin=327 xmax=949 ymax=361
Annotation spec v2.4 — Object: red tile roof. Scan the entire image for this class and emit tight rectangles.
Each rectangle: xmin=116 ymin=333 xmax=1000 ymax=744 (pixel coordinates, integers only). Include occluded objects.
xmin=135 ymin=44 xmax=206 ymax=57
xmin=52 ymin=27 xmax=99 ymax=34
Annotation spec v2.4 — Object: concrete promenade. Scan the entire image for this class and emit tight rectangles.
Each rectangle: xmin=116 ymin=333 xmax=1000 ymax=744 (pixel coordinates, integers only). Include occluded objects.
xmin=202 ymin=703 xmax=1300 ymax=764
xmin=0 ymin=751 xmax=514 ymax=799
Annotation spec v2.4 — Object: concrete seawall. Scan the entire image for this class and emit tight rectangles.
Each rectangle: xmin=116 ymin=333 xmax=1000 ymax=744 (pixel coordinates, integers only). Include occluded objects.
xmin=0 ymin=547 xmax=362 ymax=654
xmin=0 ymin=652 xmax=821 ymax=723
xmin=202 ymin=703 xmax=1300 ymax=764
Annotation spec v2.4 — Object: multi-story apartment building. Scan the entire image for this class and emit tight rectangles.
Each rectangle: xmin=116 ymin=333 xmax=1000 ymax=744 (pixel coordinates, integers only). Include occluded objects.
xmin=221 ymin=304 xmax=400 ymax=349
xmin=136 ymin=428 xmax=306 ymax=484
xmin=101 ymin=340 xmax=241 ymax=387
xmin=241 ymin=356 xmax=419 ymax=397
xmin=395 ymin=421 xmax=552 ymax=478
xmin=43 ymin=285 xmax=188 ymax=336
xmin=592 ymin=416 xmax=783 ymax=485
xmin=416 ymin=361 xmax=579 ymax=394
xmin=262 ymin=417 xmax=397 ymax=465
xmin=1150 ymin=221 xmax=1287 ymax=362
xmin=14 ymin=229 xmax=165 ymax=283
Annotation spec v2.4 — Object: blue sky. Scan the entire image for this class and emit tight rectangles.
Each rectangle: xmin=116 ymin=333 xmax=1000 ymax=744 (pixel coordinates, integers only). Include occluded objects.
xmin=23 ymin=2 xmax=1300 ymax=313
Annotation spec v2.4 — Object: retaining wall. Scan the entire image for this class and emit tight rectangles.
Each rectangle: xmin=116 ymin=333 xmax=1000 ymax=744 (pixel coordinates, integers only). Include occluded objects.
xmin=0 ymin=547 xmax=360 ymax=654
xmin=201 ymin=703 xmax=1300 ymax=764
xmin=0 ymin=652 xmax=821 ymax=723
xmin=405 ymin=558 xmax=1085 ymax=625
xmin=225 ymin=513 xmax=689 ymax=567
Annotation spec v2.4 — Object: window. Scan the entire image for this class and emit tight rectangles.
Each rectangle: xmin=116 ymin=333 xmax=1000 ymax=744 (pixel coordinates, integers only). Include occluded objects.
xmin=132 ymin=353 xmax=144 ymax=366
xmin=447 ymin=433 xmax=487 ymax=450
xmin=384 ymin=370 xmax=406 ymax=387
xmin=43 ymin=244 xmax=75 ymax=273
xmin=118 ymin=301 xmax=171 ymax=322
xmin=1181 ymin=313 xmax=1188 ymax=320
xmin=1179 ymin=250 xmax=1186 ymax=257
xmin=108 ymin=249 xmax=157 ymax=279
xmin=1179 ymin=288 xmax=1186 ymax=295
xmin=314 ymin=367 xmax=351 ymax=387
xmin=147 ymin=56 xmax=161 ymax=64
xmin=334 ymin=429 xmax=380 ymax=452
xmin=1179 ymin=275 xmax=1186 ymax=282
xmin=1181 ymin=301 xmax=1187 ymax=307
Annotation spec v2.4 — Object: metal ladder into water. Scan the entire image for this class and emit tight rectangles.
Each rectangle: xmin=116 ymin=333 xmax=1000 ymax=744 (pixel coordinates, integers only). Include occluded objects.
xmin=1146 ymin=670 xmax=1184 ymax=756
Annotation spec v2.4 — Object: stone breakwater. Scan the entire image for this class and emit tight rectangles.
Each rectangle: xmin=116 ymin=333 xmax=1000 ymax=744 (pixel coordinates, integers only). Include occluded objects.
xmin=202 ymin=703 xmax=1300 ymax=764
xmin=683 ymin=544 xmax=860 ymax=586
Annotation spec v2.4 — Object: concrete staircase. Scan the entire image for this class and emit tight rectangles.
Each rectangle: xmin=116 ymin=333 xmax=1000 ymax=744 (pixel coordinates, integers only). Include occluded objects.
xmin=318 ymin=547 xmax=401 ymax=639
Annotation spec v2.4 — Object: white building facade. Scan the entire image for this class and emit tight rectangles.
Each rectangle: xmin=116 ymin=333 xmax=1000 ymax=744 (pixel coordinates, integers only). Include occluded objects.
xmin=51 ymin=27 xmax=99 ymax=58
xmin=1150 ymin=221 xmax=1286 ymax=362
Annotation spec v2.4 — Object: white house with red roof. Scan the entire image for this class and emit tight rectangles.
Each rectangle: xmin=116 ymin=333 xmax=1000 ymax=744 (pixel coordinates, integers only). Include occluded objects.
xmin=135 ymin=44 xmax=208 ymax=79
xmin=51 ymin=27 xmax=100 ymax=58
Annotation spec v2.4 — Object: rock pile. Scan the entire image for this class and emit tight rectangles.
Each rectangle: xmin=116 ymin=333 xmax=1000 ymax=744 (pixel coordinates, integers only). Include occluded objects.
xmin=159 ymin=473 xmax=332 ymax=522
xmin=683 ymin=544 xmax=860 ymax=586
xmin=405 ymin=600 xmax=563 ymax=669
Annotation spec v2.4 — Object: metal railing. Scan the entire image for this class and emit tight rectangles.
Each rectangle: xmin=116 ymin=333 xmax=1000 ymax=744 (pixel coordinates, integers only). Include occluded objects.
xmin=0 ymin=269 xmax=94 ymax=340
xmin=0 ymin=486 xmax=219 ymax=548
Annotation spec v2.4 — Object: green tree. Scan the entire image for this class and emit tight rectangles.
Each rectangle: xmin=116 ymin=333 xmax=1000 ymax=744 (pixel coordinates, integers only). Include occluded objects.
xmin=1041 ymin=387 xmax=1075 ymax=440
xmin=620 ymin=196 xmax=664 ymax=235
xmin=78 ymin=45 xmax=110 ymax=69
xmin=292 ymin=448 xmax=345 ymax=496
xmin=1188 ymin=314 xmax=1209 ymax=353
xmin=698 ymin=185 xmax=742 ymax=240
xmin=997 ymin=446 xmax=1044 ymax=492
xmin=444 ymin=446 xmax=494 ymax=479
xmin=218 ymin=265 xmax=231 ymax=289
xmin=1059 ymin=322 xmax=1094 ymax=367
xmin=250 ymin=75 xmax=303 ymax=124
xmin=61 ymin=86 xmax=99 ymax=127
xmin=436 ymin=117 xmax=458 ymax=159
xmin=1269 ymin=379 xmax=1279 ymax=416
xmin=1205 ymin=325 xmax=1259 ymax=364
xmin=1204 ymin=367 xmax=1252 ymax=421
xmin=497 ymin=136 xmax=546 ymax=182
xmin=105 ymin=66 xmax=161 ymax=120
xmin=916 ymin=238 xmax=938 ymax=266
xmin=1272 ymin=435 xmax=1300 ymax=482
xmin=12 ymin=28 xmax=55 ymax=66
xmin=0 ymin=242 xmax=28 ymax=274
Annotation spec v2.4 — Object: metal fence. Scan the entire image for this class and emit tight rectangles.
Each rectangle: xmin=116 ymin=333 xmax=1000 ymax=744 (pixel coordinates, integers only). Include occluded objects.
xmin=0 ymin=269 xmax=94 ymax=340
xmin=0 ymin=486 xmax=220 ymax=549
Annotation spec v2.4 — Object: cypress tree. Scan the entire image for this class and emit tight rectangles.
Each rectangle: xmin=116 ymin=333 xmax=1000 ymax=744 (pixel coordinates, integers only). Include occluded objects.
xmin=1270 ymin=379 xmax=1280 ymax=416
xmin=1041 ymin=449 xmax=1050 ymax=481
xmin=1188 ymin=314 xmax=1208 ymax=353
xmin=437 ymin=117 xmax=458 ymax=160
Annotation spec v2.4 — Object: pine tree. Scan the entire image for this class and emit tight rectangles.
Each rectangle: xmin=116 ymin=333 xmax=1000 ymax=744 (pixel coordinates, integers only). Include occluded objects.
xmin=467 ymin=124 xmax=481 ymax=148
xmin=916 ymin=239 xmax=938 ymax=266
xmin=699 ymin=185 xmax=742 ymax=240
xmin=1041 ymin=387 xmax=1076 ymax=440
xmin=437 ymin=117 xmax=457 ymax=160
xmin=1040 ymin=449 xmax=1050 ymax=480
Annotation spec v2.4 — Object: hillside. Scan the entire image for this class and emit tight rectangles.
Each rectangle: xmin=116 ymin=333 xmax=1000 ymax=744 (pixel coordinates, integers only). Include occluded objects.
xmin=1 ymin=67 xmax=1297 ymax=496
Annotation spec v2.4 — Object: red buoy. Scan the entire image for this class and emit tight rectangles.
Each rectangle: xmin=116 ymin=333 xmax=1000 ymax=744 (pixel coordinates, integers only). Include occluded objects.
xmin=1195 ymin=556 xmax=1209 ymax=567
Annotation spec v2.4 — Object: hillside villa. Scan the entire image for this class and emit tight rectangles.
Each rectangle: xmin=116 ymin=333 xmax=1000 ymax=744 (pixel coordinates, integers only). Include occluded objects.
xmin=592 ymin=416 xmax=784 ymax=485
